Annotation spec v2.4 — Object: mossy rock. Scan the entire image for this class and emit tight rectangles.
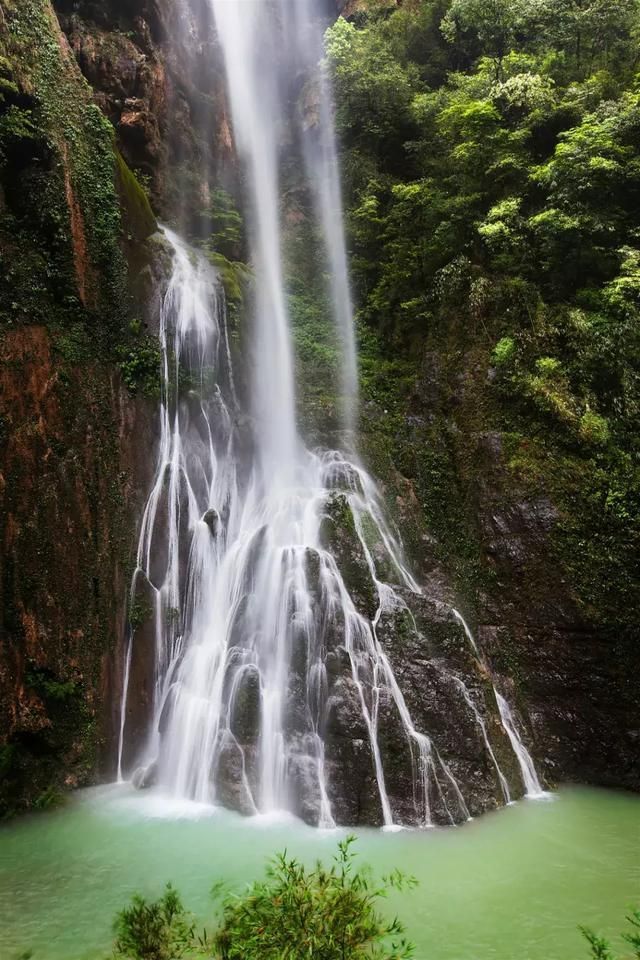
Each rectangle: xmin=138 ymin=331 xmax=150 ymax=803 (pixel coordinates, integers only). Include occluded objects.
xmin=116 ymin=151 xmax=157 ymax=243
xmin=319 ymin=492 xmax=378 ymax=619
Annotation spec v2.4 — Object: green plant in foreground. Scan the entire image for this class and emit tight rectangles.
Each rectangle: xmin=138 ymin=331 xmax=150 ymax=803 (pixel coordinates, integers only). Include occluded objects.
xmin=213 ymin=836 xmax=416 ymax=960
xmin=114 ymin=885 xmax=197 ymax=960
xmin=113 ymin=837 xmax=416 ymax=960
xmin=582 ymin=908 xmax=640 ymax=960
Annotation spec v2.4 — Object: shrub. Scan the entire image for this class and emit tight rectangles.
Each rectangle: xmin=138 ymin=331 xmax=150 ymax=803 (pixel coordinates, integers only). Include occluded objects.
xmin=213 ymin=836 xmax=415 ymax=960
xmin=113 ymin=838 xmax=416 ymax=960
xmin=579 ymin=409 xmax=610 ymax=446
xmin=119 ymin=337 xmax=162 ymax=397
xmin=492 ymin=336 xmax=516 ymax=365
xmin=113 ymin=885 xmax=196 ymax=960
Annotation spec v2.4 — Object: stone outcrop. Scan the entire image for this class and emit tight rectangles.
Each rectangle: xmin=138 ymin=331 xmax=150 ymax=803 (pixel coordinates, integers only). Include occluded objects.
xmin=54 ymin=0 xmax=234 ymax=226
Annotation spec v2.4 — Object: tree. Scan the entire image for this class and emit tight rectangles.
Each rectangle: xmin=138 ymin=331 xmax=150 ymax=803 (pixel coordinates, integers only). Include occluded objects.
xmin=325 ymin=18 xmax=418 ymax=165
xmin=529 ymin=91 xmax=640 ymax=293
xmin=441 ymin=0 xmax=529 ymax=79
xmin=528 ymin=0 xmax=640 ymax=76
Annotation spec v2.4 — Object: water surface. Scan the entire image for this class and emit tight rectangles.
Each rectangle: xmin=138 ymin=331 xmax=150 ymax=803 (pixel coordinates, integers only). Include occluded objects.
xmin=0 ymin=785 xmax=638 ymax=960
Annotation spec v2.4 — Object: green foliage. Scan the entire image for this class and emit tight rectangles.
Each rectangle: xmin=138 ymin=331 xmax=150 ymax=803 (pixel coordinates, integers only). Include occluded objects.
xmin=53 ymin=323 xmax=93 ymax=364
xmin=114 ymin=885 xmax=197 ymax=960
xmin=442 ymin=0 xmax=529 ymax=77
xmin=119 ymin=337 xmax=162 ymax=397
xmin=200 ymin=191 xmax=247 ymax=323
xmin=113 ymin=839 xmax=416 ymax=960
xmin=25 ymin=664 xmax=79 ymax=703
xmin=0 ymin=0 xmax=129 ymax=344
xmin=579 ymin=409 xmax=609 ymax=445
xmin=530 ymin=0 xmax=640 ymax=78
xmin=116 ymin=151 xmax=157 ymax=242
xmin=326 ymin=17 xmax=419 ymax=164
xmin=205 ymin=252 xmax=250 ymax=307
xmin=128 ymin=595 xmax=153 ymax=631
xmin=213 ymin=836 xmax=415 ymax=960
xmin=0 ymin=104 xmax=37 ymax=154
xmin=330 ymin=0 xmax=640 ymax=623
xmin=289 ymin=281 xmax=342 ymax=432
xmin=201 ymin=189 xmax=243 ymax=261
xmin=582 ymin=908 xmax=640 ymax=960
xmin=492 ymin=335 xmax=516 ymax=365
xmin=0 ymin=54 xmax=19 ymax=103
xmin=33 ymin=785 xmax=66 ymax=810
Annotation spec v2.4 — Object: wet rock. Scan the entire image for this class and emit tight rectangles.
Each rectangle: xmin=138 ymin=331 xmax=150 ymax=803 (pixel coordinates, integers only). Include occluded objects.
xmin=288 ymin=749 xmax=324 ymax=826
xmin=370 ymin=589 xmax=517 ymax=820
xmin=323 ymin=676 xmax=382 ymax=825
xmin=132 ymin=760 xmax=157 ymax=790
xmin=302 ymin=547 xmax=323 ymax=605
xmin=322 ymin=458 xmax=364 ymax=497
xmin=229 ymin=666 xmax=261 ymax=744
xmin=324 ymin=646 xmax=351 ymax=686
xmin=202 ymin=508 xmax=220 ymax=536
xmin=212 ymin=735 xmax=256 ymax=817
xmin=241 ymin=525 xmax=268 ymax=593
xmin=121 ymin=572 xmax=157 ymax=772
xmin=156 ymin=698 xmax=170 ymax=742
xmin=227 ymin=594 xmax=253 ymax=649
xmin=58 ymin=14 xmax=167 ymax=195
xmin=319 ymin=492 xmax=378 ymax=619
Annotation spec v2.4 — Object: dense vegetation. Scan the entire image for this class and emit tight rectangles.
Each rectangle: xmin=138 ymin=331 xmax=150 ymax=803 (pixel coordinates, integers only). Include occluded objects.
xmin=327 ymin=0 xmax=640 ymax=629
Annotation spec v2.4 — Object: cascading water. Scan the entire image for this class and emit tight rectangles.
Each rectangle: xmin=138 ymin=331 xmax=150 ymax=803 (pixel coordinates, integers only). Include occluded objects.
xmin=118 ymin=0 xmax=544 ymax=827
xmin=452 ymin=610 xmax=546 ymax=799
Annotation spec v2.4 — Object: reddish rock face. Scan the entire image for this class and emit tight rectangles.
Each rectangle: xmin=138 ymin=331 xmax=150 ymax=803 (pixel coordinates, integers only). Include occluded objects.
xmin=55 ymin=0 xmax=235 ymax=227
xmin=58 ymin=12 xmax=169 ymax=203
xmin=0 ymin=324 xmax=155 ymax=813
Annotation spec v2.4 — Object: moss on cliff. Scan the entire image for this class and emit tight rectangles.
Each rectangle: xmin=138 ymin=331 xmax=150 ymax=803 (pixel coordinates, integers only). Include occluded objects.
xmin=0 ymin=0 xmax=159 ymax=817
xmin=1 ymin=0 xmax=125 ymax=327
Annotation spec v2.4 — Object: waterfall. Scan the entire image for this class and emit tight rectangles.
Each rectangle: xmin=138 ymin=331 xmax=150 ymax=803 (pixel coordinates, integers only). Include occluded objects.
xmin=495 ymin=694 xmax=545 ymax=798
xmin=118 ymin=0 xmax=544 ymax=827
xmin=453 ymin=610 xmax=546 ymax=799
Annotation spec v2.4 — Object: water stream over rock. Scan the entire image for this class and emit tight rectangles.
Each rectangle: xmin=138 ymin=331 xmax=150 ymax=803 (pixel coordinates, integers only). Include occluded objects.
xmin=118 ymin=0 xmax=544 ymax=828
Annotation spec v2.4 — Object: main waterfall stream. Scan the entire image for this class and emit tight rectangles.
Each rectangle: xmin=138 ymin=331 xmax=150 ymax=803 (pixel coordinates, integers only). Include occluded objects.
xmin=117 ymin=0 xmax=548 ymax=830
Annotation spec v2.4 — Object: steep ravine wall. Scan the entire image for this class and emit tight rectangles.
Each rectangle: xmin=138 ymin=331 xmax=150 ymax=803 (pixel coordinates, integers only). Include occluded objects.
xmin=0 ymin=326 xmax=153 ymax=813
xmin=0 ymin=0 xmax=161 ymax=815
xmin=359 ymin=349 xmax=640 ymax=796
